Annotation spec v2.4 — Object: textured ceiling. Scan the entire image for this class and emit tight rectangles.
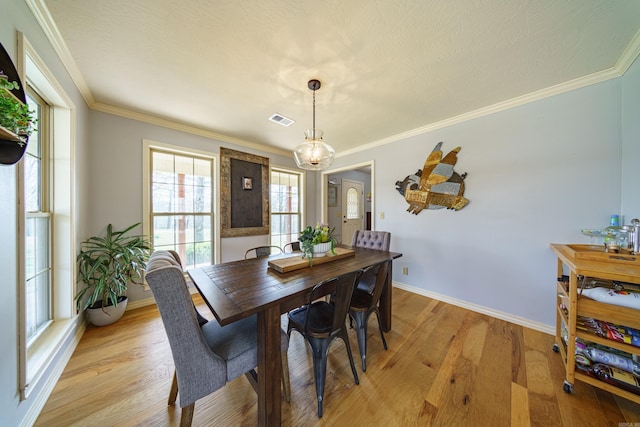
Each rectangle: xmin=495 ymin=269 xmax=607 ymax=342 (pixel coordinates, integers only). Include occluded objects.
xmin=39 ymin=0 xmax=640 ymax=156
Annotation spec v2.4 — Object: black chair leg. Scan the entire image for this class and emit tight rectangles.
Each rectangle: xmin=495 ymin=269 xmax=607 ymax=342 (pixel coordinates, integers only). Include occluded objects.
xmin=351 ymin=310 xmax=369 ymax=371
xmin=374 ymin=308 xmax=388 ymax=350
xmin=309 ymin=336 xmax=331 ymax=418
xmin=340 ymin=328 xmax=360 ymax=385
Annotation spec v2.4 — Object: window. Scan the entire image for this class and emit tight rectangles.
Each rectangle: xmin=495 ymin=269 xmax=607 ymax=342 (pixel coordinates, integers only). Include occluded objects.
xmin=270 ymin=168 xmax=304 ymax=248
xmin=144 ymin=142 xmax=216 ymax=269
xmin=24 ymin=89 xmax=52 ymax=343
xmin=19 ymin=35 xmax=75 ymax=400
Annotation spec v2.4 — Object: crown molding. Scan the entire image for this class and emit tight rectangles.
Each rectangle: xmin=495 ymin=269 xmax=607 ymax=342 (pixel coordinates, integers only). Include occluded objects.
xmin=617 ymin=28 xmax=640 ymax=75
xmin=92 ymin=102 xmax=292 ymax=157
xmin=25 ymin=0 xmax=95 ymax=106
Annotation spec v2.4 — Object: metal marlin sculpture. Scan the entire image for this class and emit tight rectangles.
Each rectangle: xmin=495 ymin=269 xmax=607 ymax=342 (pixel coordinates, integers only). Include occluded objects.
xmin=395 ymin=142 xmax=469 ymax=215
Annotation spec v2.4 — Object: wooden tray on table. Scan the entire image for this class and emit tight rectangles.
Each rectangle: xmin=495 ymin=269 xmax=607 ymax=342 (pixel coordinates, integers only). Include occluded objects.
xmin=268 ymin=247 xmax=355 ymax=273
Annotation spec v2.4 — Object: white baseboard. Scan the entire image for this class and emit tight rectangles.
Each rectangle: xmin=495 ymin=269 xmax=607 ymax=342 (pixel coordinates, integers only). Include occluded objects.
xmin=126 ymin=296 xmax=157 ymax=311
xmin=392 ymin=281 xmax=555 ymax=335
xmin=126 ymin=285 xmax=197 ymax=311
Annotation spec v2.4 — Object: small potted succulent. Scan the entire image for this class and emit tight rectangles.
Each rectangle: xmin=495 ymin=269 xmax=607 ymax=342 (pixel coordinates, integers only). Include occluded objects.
xmin=298 ymin=223 xmax=337 ymax=266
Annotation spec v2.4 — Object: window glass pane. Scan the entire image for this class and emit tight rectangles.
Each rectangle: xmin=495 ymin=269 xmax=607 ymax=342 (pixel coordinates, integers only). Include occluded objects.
xmin=152 ymin=152 xmax=175 ymax=184
xmin=176 ymin=183 xmax=195 ymax=213
xmin=194 ymin=158 xmax=212 ymax=187
xmin=25 ymin=154 xmax=41 ymax=212
xmin=347 ymin=187 xmax=359 ymax=219
xmin=152 ymin=183 xmax=174 ymax=212
xmin=175 ymin=155 xmax=194 ymax=185
xmin=195 ymin=184 xmax=211 ymax=214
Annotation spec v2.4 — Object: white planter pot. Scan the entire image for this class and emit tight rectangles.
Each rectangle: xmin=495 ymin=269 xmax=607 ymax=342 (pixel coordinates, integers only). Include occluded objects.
xmin=87 ymin=296 xmax=128 ymax=326
xmin=312 ymin=242 xmax=332 ymax=257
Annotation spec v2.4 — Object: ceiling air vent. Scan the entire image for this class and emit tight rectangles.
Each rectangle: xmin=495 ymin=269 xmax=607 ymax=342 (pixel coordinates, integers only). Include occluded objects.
xmin=269 ymin=113 xmax=295 ymax=127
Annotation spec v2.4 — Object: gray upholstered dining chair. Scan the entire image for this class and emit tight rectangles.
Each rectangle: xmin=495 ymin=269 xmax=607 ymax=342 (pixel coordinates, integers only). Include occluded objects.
xmin=145 ymin=250 xmax=291 ymax=427
xmin=349 ymin=259 xmax=390 ymax=371
xmin=351 ymin=229 xmax=391 ymax=251
xmin=244 ymin=245 xmax=283 ymax=259
xmin=287 ymin=270 xmax=362 ymax=418
xmin=350 ymin=230 xmax=391 ymax=293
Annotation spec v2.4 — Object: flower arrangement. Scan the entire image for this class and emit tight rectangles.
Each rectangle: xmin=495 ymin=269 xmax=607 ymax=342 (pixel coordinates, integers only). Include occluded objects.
xmin=298 ymin=223 xmax=337 ymax=265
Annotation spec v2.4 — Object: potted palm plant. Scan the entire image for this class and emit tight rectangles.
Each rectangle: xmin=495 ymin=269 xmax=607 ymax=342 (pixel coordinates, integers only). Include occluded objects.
xmin=75 ymin=223 xmax=151 ymax=326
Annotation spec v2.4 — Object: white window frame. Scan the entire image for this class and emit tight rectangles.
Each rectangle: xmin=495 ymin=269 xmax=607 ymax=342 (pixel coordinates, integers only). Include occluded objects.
xmin=17 ymin=33 xmax=76 ymax=401
xmin=269 ymin=165 xmax=305 ymax=247
xmin=142 ymin=139 xmax=220 ymax=266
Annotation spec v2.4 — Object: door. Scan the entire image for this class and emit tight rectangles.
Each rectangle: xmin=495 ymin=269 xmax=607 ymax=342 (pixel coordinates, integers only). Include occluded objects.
xmin=341 ymin=178 xmax=364 ymax=245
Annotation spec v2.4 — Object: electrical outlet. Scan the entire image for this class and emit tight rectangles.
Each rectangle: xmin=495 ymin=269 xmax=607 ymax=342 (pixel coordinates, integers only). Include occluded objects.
xmin=380 ymin=211 xmax=385 ymax=220
xmin=402 ymin=266 xmax=408 ymax=275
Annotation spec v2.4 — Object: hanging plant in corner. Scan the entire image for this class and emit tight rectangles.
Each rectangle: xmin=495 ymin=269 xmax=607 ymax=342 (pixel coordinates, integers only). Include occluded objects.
xmin=75 ymin=223 xmax=152 ymax=326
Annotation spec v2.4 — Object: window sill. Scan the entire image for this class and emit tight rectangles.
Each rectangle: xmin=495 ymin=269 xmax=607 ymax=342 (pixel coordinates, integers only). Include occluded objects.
xmin=23 ymin=316 xmax=83 ymax=400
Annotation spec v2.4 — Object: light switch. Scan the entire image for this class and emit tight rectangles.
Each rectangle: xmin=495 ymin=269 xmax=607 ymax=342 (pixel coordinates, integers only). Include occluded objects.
xmin=380 ymin=212 xmax=385 ymax=219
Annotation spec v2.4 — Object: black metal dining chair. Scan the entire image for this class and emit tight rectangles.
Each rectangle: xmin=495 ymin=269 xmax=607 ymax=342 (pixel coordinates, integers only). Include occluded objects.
xmin=287 ymin=270 xmax=362 ymax=418
xmin=283 ymin=241 xmax=301 ymax=253
xmin=349 ymin=259 xmax=391 ymax=371
xmin=244 ymin=245 xmax=282 ymax=259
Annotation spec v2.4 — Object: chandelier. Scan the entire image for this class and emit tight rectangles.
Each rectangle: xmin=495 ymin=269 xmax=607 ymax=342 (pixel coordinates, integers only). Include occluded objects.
xmin=293 ymin=79 xmax=335 ymax=170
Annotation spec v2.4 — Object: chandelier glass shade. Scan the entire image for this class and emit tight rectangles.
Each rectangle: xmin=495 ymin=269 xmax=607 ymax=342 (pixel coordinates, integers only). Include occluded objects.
xmin=293 ymin=80 xmax=335 ymax=170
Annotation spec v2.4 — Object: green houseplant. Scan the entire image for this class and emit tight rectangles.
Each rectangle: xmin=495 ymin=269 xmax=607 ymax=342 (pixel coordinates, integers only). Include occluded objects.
xmin=76 ymin=223 xmax=151 ymax=326
xmin=0 ymin=73 xmax=36 ymax=145
xmin=298 ymin=223 xmax=337 ymax=266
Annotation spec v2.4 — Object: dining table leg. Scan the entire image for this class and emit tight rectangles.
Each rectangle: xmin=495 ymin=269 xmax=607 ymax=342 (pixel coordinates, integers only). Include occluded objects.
xmin=379 ymin=261 xmax=393 ymax=332
xmin=257 ymin=305 xmax=282 ymax=426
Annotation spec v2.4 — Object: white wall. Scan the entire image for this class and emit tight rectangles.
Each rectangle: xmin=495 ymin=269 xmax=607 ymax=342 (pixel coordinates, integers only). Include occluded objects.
xmin=332 ymin=76 xmax=627 ymax=328
xmin=621 ymin=55 xmax=640 ymax=219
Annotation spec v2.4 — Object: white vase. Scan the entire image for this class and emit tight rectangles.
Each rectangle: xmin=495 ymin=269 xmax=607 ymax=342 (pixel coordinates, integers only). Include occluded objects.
xmin=312 ymin=242 xmax=332 ymax=257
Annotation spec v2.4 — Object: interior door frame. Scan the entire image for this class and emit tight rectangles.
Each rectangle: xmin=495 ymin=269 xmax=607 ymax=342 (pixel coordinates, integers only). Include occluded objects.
xmin=320 ymin=160 xmax=375 ymax=232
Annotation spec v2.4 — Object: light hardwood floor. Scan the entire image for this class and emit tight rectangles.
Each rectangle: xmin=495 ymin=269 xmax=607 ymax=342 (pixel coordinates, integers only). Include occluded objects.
xmin=36 ymin=288 xmax=640 ymax=426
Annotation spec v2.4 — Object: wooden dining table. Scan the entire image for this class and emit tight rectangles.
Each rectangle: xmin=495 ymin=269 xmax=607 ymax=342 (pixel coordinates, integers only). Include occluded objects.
xmin=187 ymin=246 xmax=402 ymax=426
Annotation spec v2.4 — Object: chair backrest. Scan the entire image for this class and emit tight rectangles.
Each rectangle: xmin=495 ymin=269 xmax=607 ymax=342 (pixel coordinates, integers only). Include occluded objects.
xmin=351 ymin=230 xmax=391 ymax=251
xmin=245 ymin=245 xmax=283 ymax=259
xmin=283 ymin=241 xmax=301 ymax=253
xmin=306 ymin=270 xmax=361 ymax=334
xmin=145 ymin=250 xmax=227 ymax=406
xmin=363 ymin=259 xmax=390 ymax=308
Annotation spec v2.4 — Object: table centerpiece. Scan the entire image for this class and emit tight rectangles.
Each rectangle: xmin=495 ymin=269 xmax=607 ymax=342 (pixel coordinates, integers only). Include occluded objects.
xmin=299 ymin=223 xmax=337 ymax=266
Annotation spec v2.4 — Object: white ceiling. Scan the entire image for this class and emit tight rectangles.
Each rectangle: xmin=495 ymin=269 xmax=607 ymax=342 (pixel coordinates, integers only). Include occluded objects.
xmin=36 ymin=0 xmax=640 ymax=156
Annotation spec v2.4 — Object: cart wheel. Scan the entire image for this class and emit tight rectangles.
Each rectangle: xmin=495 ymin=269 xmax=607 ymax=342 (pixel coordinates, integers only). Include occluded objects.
xmin=552 ymin=344 xmax=559 ymax=353
xmin=563 ymin=381 xmax=573 ymax=393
